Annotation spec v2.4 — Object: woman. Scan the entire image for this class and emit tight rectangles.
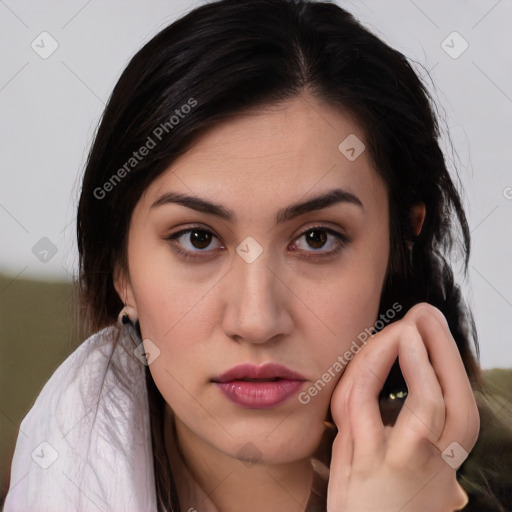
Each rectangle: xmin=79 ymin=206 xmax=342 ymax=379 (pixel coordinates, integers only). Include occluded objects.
xmin=4 ymin=0 xmax=511 ymax=511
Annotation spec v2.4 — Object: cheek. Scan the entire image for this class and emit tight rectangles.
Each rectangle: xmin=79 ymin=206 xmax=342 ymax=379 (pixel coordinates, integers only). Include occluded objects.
xmin=138 ymin=297 xmax=220 ymax=432
xmin=126 ymin=237 xmax=222 ymax=407
xmin=134 ymin=281 xmax=217 ymax=402
xmin=298 ymin=251 xmax=388 ymax=343
xmin=127 ymin=232 xmax=216 ymax=340
xmin=295 ymin=243 xmax=389 ymax=390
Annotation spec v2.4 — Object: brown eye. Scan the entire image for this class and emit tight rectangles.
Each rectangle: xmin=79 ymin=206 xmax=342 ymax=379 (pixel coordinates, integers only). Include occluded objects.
xmin=189 ymin=229 xmax=212 ymax=249
xmin=291 ymin=226 xmax=349 ymax=258
xmin=305 ymin=229 xmax=328 ymax=249
xmin=167 ymin=227 xmax=223 ymax=257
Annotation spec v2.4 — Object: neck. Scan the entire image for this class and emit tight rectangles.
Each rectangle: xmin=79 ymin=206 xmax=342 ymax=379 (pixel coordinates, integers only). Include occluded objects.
xmin=164 ymin=407 xmax=315 ymax=512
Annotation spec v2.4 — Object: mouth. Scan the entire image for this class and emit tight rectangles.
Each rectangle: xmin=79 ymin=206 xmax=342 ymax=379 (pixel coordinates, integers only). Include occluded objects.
xmin=211 ymin=363 xmax=306 ymax=409
xmin=230 ymin=377 xmax=281 ymax=382
xmin=211 ymin=363 xmax=306 ymax=383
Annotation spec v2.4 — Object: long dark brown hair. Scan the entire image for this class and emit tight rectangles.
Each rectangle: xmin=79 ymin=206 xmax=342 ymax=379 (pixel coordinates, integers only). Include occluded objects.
xmin=76 ymin=1 xmax=511 ymax=510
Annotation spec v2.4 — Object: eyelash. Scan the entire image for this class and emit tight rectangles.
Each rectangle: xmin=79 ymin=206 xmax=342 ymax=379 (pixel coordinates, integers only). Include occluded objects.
xmin=166 ymin=225 xmax=350 ymax=261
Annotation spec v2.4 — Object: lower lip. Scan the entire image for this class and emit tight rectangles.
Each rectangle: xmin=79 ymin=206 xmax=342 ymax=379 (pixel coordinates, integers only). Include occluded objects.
xmin=215 ymin=379 xmax=304 ymax=409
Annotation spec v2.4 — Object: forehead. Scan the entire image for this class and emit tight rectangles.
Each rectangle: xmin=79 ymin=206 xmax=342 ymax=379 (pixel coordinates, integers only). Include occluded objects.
xmin=141 ymin=94 xmax=386 ymax=213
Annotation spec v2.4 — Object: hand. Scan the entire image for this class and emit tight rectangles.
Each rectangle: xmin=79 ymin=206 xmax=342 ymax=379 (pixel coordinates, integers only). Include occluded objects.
xmin=327 ymin=303 xmax=480 ymax=512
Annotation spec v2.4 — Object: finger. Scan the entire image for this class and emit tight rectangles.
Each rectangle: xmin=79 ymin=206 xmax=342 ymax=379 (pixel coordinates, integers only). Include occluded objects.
xmin=389 ymin=325 xmax=446 ymax=460
xmin=327 ymin=413 xmax=357 ymax=508
xmin=408 ymin=304 xmax=480 ymax=452
xmin=341 ymin=327 xmax=402 ymax=456
xmin=329 ymin=419 xmax=354 ymax=476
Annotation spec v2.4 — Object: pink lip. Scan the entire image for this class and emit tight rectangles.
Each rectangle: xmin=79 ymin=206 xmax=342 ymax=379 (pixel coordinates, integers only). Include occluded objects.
xmin=212 ymin=363 xmax=306 ymax=409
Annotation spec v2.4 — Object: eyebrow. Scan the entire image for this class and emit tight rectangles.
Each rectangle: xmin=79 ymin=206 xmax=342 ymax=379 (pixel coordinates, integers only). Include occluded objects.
xmin=150 ymin=187 xmax=363 ymax=224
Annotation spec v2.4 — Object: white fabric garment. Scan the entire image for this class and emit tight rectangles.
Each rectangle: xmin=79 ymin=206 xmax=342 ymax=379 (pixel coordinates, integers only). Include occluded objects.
xmin=4 ymin=323 xmax=158 ymax=512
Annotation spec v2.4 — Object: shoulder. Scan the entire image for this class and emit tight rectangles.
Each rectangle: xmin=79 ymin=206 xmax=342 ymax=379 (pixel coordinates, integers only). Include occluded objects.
xmin=4 ymin=325 xmax=156 ymax=512
xmin=23 ymin=325 xmax=123 ymax=420
xmin=17 ymin=323 xmax=149 ymax=447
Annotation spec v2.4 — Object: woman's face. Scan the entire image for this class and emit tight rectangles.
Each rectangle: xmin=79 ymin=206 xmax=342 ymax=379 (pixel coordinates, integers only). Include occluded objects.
xmin=116 ymin=94 xmax=390 ymax=464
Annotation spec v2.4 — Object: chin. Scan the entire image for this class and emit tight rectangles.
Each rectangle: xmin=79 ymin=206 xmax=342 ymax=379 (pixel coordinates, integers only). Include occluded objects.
xmin=217 ymin=426 xmax=322 ymax=465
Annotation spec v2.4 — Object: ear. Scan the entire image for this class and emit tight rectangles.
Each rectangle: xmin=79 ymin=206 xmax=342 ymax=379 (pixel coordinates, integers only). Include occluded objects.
xmin=409 ymin=202 xmax=426 ymax=237
xmin=113 ymin=263 xmax=136 ymax=309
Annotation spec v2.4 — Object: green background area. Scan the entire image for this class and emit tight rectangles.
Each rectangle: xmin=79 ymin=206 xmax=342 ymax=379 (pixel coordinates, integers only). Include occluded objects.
xmin=0 ymin=273 xmax=85 ymax=505
xmin=0 ymin=273 xmax=511 ymax=508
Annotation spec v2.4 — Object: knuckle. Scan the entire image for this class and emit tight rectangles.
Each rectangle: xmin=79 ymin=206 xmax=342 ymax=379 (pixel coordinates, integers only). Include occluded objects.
xmin=400 ymin=323 xmax=422 ymax=344
xmin=405 ymin=301 xmax=432 ymax=319
xmin=388 ymin=315 xmax=422 ymax=343
xmin=384 ymin=439 xmax=430 ymax=470
xmin=404 ymin=397 xmax=445 ymax=440
xmin=331 ymin=379 xmax=352 ymax=420
xmin=406 ymin=302 xmax=447 ymax=328
xmin=384 ymin=446 xmax=408 ymax=469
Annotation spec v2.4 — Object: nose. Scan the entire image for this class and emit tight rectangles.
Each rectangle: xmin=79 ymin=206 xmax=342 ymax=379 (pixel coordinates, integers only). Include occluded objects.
xmin=220 ymin=248 xmax=293 ymax=345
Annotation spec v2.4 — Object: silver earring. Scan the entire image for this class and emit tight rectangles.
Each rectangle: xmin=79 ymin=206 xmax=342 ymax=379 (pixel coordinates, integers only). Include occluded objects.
xmin=117 ymin=305 xmax=142 ymax=348
xmin=406 ymin=240 xmax=414 ymax=265
xmin=117 ymin=305 xmax=138 ymax=326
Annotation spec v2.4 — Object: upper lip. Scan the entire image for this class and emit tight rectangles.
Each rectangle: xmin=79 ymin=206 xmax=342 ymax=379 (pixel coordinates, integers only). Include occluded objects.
xmin=212 ymin=363 xmax=306 ymax=383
